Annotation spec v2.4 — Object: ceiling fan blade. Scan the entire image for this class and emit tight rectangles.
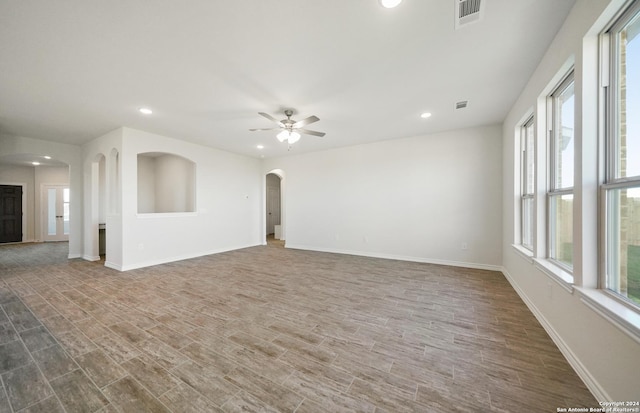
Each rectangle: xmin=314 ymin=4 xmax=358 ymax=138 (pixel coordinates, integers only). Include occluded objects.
xmin=293 ymin=115 xmax=319 ymax=128
xmin=298 ymin=128 xmax=325 ymax=137
xmin=258 ymin=112 xmax=284 ymax=127
xmin=249 ymin=127 xmax=279 ymax=131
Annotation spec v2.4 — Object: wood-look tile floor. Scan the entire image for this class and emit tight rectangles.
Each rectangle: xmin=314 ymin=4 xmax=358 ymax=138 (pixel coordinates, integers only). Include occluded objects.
xmin=0 ymin=242 xmax=597 ymax=412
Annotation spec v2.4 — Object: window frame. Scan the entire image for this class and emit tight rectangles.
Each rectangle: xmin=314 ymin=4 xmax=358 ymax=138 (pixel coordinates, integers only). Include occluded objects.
xmin=601 ymin=0 xmax=640 ymax=310
xmin=547 ymin=71 xmax=575 ymax=273
xmin=521 ymin=116 xmax=536 ymax=251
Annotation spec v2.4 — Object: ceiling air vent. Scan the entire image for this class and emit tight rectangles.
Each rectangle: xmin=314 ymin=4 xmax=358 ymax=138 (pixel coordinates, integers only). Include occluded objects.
xmin=455 ymin=0 xmax=484 ymax=30
xmin=456 ymin=100 xmax=468 ymax=110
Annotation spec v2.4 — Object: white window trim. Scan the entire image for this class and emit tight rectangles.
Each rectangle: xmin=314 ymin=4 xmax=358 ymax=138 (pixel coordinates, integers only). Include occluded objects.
xmin=520 ymin=116 xmax=536 ymax=251
xmin=512 ymin=243 xmax=534 ymax=263
xmin=511 ymin=243 xmax=574 ymax=292
xmin=546 ymin=71 xmax=575 ymax=275
xmin=599 ymin=1 xmax=640 ymax=315
xmin=534 ymin=257 xmax=574 ymax=292
xmin=575 ymin=287 xmax=640 ymax=345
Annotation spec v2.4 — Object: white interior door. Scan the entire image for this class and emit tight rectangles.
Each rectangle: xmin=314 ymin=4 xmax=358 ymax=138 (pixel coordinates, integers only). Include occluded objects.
xmin=266 ymin=186 xmax=280 ymax=235
xmin=43 ymin=185 xmax=69 ymax=242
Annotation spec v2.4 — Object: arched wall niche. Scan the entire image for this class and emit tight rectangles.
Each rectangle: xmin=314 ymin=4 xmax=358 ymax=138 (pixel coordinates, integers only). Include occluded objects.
xmin=94 ymin=153 xmax=106 ymax=226
xmin=137 ymin=152 xmax=196 ymax=213
xmin=109 ymin=148 xmax=120 ymax=214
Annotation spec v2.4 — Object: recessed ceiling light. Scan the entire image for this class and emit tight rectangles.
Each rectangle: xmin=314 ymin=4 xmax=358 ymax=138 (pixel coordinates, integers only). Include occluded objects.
xmin=380 ymin=0 xmax=402 ymax=8
xmin=139 ymin=107 xmax=153 ymax=115
xmin=257 ymin=145 xmax=264 ymax=149
xmin=420 ymin=112 xmax=432 ymax=119
xmin=43 ymin=156 xmax=51 ymax=159
xmin=32 ymin=162 xmax=40 ymax=166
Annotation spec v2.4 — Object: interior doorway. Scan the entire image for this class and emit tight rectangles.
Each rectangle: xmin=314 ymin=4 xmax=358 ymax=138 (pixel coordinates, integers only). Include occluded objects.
xmin=0 ymin=185 xmax=23 ymax=243
xmin=266 ymin=173 xmax=281 ymax=237
xmin=42 ymin=185 xmax=69 ymax=242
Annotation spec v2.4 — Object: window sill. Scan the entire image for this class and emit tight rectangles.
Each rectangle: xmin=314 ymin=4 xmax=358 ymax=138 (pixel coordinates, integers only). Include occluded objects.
xmin=511 ymin=244 xmax=534 ymax=263
xmin=575 ymin=287 xmax=640 ymax=345
xmin=533 ymin=258 xmax=574 ymax=293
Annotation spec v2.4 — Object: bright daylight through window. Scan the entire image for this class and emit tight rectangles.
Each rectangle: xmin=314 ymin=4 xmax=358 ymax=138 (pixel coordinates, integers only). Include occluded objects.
xmin=521 ymin=116 xmax=535 ymax=251
xmin=548 ymin=73 xmax=575 ymax=271
xmin=604 ymin=3 xmax=640 ymax=307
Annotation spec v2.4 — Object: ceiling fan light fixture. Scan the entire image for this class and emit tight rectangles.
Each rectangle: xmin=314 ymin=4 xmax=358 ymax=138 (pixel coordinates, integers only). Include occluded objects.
xmin=252 ymin=110 xmax=324 ymax=145
xmin=288 ymin=131 xmax=301 ymax=144
xmin=276 ymin=130 xmax=302 ymax=144
xmin=380 ymin=0 xmax=402 ymax=8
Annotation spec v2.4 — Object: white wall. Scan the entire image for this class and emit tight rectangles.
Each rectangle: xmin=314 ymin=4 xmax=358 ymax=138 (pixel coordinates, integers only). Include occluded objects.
xmin=83 ymin=128 xmax=124 ymax=264
xmin=264 ymin=125 xmax=503 ymax=269
xmin=119 ymin=128 xmax=262 ymax=270
xmin=155 ymin=154 xmax=195 ymax=213
xmin=0 ymin=135 xmax=82 ymax=257
xmin=137 ymin=153 xmax=196 ymax=214
xmin=137 ymin=155 xmax=156 ymax=213
xmin=502 ymin=0 xmax=639 ymax=400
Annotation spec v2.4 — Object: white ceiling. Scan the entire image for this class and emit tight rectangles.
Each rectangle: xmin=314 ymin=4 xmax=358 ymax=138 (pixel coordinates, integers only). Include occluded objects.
xmin=0 ymin=0 xmax=576 ymax=160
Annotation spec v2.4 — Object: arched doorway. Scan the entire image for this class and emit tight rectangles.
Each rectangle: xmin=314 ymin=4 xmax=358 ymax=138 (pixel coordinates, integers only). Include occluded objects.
xmin=86 ymin=153 xmax=107 ymax=261
xmin=265 ymin=169 xmax=285 ymax=245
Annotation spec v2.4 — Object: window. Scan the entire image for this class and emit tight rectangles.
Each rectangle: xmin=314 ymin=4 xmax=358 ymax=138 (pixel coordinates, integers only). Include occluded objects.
xmin=548 ymin=72 xmax=575 ymax=271
xmin=521 ymin=116 xmax=535 ymax=251
xmin=63 ymin=187 xmax=70 ymax=235
xmin=603 ymin=2 xmax=640 ymax=307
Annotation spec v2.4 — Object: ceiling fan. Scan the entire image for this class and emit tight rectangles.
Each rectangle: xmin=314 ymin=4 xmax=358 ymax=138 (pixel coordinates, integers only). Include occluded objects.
xmin=249 ymin=109 xmax=325 ymax=144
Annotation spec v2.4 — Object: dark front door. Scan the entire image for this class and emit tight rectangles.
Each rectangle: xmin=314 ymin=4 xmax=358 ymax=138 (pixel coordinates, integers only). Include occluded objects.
xmin=0 ymin=185 xmax=22 ymax=243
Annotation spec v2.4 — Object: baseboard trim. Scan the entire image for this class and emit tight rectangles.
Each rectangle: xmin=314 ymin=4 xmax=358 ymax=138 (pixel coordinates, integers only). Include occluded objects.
xmin=68 ymin=253 xmax=82 ymax=259
xmin=284 ymin=244 xmax=502 ymax=272
xmin=104 ymin=261 xmax=122 ymax=271
xmin=118 ymin=243 xmax=262 ymax=271
xmin=500 ymin=267 xmax=609 ymax=402
xmin=82 ymin=255 xmax=100 ymax=261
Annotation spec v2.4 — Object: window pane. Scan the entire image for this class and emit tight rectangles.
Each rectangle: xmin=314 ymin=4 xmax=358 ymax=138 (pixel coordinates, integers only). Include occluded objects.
xmin=63 ymin=187 xmax=70 ymax=235
xmin=555 ymin=82 xmax=575 ymax=189
xmin=63 ymin=202 xmax=70 ymax=235
xmin=522 ymin=197 xmax=534 ymax=250
xmin=617 ymin=11 xmax=640 ymax=178
xmin=606 ymin=187 xmax=640 ymax=306
xmin=47 ymin=188 xmax=57 ymax=236
xmin=525 ymin=122 xmax=535 ymax=194
xmin=549 ymin=193 xmax=573 ymax=268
